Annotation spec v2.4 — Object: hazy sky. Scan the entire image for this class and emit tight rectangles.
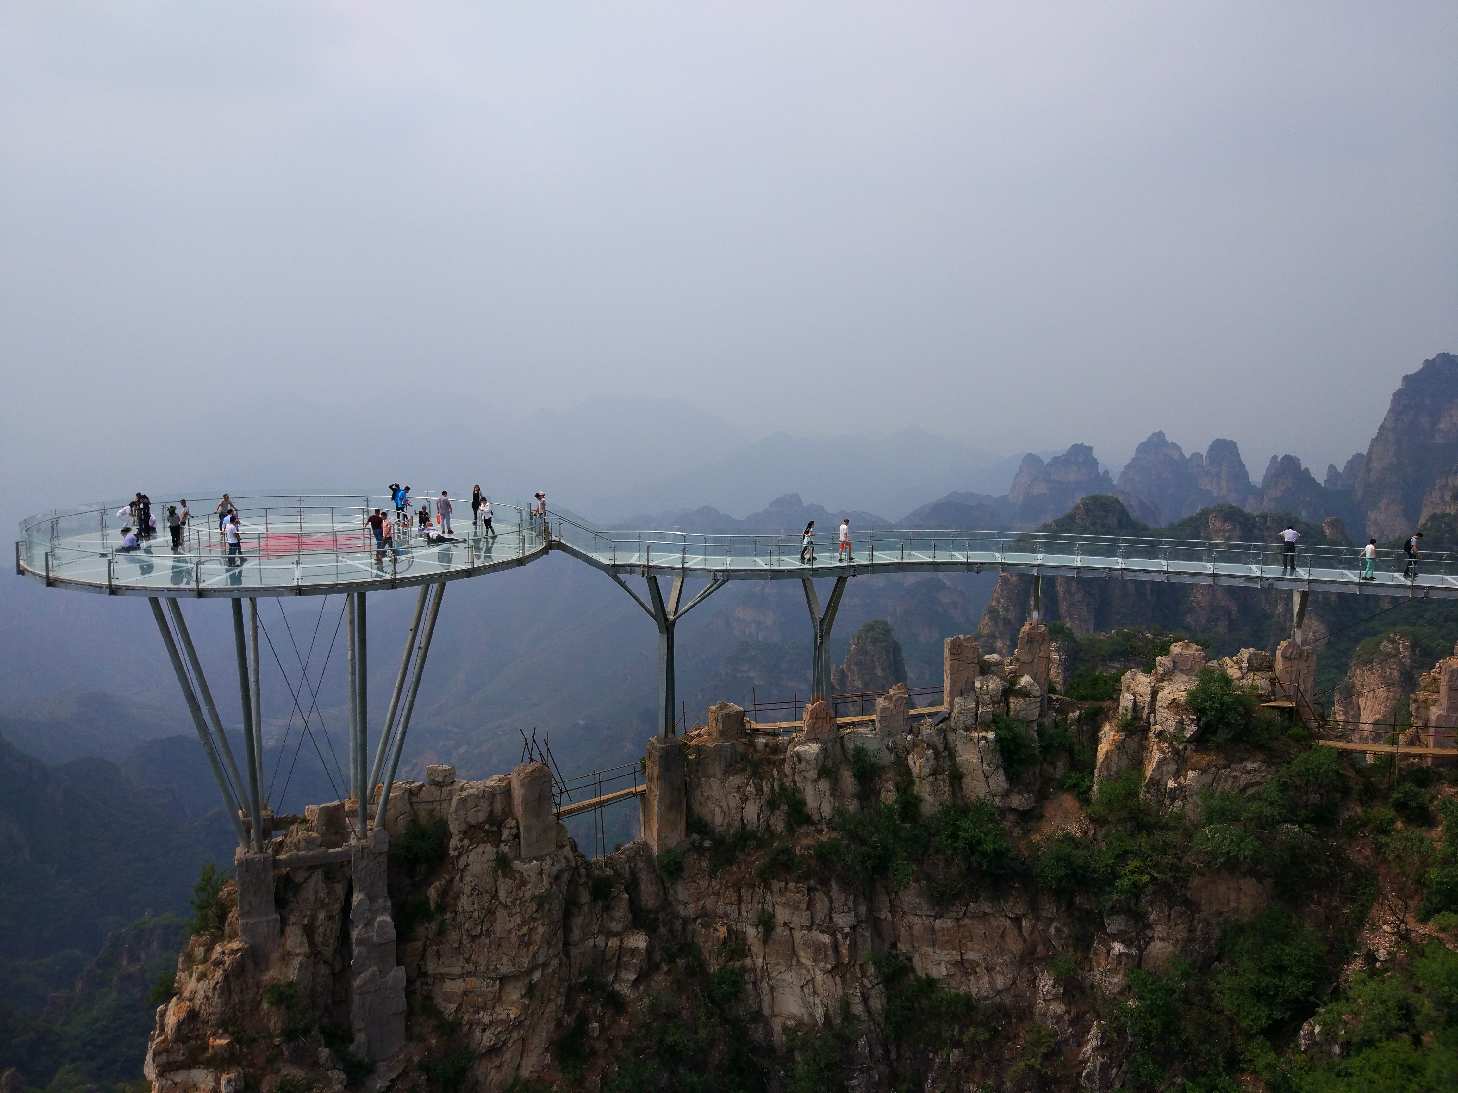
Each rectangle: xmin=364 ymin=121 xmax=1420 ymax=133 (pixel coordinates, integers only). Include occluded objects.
xmin=2 ymin=1 xmax=1455 ymax=512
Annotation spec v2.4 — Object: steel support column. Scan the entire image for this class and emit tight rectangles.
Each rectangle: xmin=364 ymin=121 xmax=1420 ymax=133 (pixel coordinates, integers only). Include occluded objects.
xmin=345 ymin=591 xmax=360 ymax=835
xmin=1031 ymin=574 xmax=1043 ymax=623
xmin=355 ymin=591 xmax=368 ymax=835
xmin=248 ymin=600 xmax=263 ymax=825
xmin=375 ymin=581 xmax=447 ymax=829
xmin=801 ymin=575 xmax=847 ymax=700
xmin=149 ymin=598 xmax=246 ymax=844
xmin=645 ymin=576 xmax=679 ymax=737
xmin=1292 ymin=588 xmax=1309 ymax=645
xmin=166 ymin=600 xmax=250 ymax=820
xmin=231 ymin=599 xmax=264 ymax=851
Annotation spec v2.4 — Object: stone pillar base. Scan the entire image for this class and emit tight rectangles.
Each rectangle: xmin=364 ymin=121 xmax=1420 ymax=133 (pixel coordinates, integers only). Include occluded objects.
xmin=642 ymin=737 xmax=686 ymax=854
xmin=232 ymin=849 xmax=279 ymax=960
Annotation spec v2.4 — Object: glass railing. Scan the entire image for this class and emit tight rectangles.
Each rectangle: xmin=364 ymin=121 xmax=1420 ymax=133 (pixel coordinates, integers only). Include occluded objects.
xmin=17 ymin=494 xmax=534 ymax=593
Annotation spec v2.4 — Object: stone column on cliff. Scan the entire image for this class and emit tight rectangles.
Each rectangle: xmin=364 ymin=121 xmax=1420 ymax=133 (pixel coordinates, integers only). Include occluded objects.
xmin=349 ymin=828 xmax=406 ymax=1060
xmin=944 ymin=635 xmax=981 ymax=707
xmin=1015 ymin=621 xmax=1052 ymax=700
xmin=801 ymin=697 xmax=836 ymax=742
xmin=875 ymin=683 xmax=909 ymax=736
xmin=511 ymin=761 xmax=559 ymax=859
xmin=706 ymin=701 xmax=746 ymax=742
xmin=1275 ymin=639 xmax=1318 ymax=726
xmin=1418 ymin=645 xmax=1458 ymax=750
xmin=233 ymin=849 xmax=280 ymax=960
xmin=642 ymin=737 xmax=686 ymax=854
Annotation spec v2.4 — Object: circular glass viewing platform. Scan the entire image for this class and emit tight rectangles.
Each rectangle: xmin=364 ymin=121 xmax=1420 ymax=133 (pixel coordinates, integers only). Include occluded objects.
xmin=15 ymin=494 xmax=541 ymax=598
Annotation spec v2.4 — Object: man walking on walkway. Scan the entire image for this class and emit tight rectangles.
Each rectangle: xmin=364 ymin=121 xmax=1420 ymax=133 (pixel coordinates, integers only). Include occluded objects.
xmin=436 ymin=491 xmax=454 ymax=535
xmin=480 ymin=497 xmax=496 ymax=541
xmin=1404 ymin=531 xmax=1423 ymax=580
xmin=838 ymin=518 xmax=853 ymax=563
xmin=1279 ymin=526 xmax=1300 ymax=576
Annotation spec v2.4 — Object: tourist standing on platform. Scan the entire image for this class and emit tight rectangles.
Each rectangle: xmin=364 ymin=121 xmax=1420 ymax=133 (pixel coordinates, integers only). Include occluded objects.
xmin=436 ymin=491 xmax=454 ymax=534
xmin=800 ymin=520 xmax=816 ymax=564
xmin=1279 ymin=526 xmax=1299 ymax=576
xmin=216 ymin=495 xmax=233 ymax=535
xmin=838 ymin=518 xmax=852 ymax=563
xmin=382 ymin=510 xmax=396 ymax=559
xmin=129 ymin=493 xmax=142 ymax=529
xmin=138 ymin=494 xmax=153 ymax=540
xmin=167 ymin=506 xmax=182 ymax=551
xmin=366 ymin=508 xmax=386 ymax=564
xmin=480 ymin=497 xmax=496 ymax=540
xmin=1404 ymin=531 xmax=1423 ymax=580
xmin=1362 ymin=539 xmax=1378 ymax=581
xmin=224 ymin=513 xmax=243 ymax=567
xmin=530 ymin=492 xmax=547 ymax=537
xmin=471 ymin=485 xmax=483 ymax=529
xmin=179 ymin=499 xmax=190 ymax=529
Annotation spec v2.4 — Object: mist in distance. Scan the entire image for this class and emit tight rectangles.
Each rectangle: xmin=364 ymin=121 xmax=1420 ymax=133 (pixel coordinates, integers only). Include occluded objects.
xmin=2 ymin=1 xmax=1455 ymax=529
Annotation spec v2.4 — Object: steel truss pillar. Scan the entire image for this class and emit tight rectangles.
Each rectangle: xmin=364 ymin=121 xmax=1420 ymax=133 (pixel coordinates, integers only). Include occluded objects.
xmin=230 ymin=599 xmax=265 ymax=851
xmin=802 ymin=575 xmax=848 ymax=700
xmin=606 ymin=571 xmax=729 ymax=737
xmin=1031 ymin=574 xmax=1042 ymax=623
xmin=345 ymin=591 xmax=371 ymax=837
xmin=1292 ymin=588 xmax=1309 ymax=645
xmin=149 ymin=598 xmax=247 ymax=845
xmin=374 ymin=581 xmax=447 ymax=829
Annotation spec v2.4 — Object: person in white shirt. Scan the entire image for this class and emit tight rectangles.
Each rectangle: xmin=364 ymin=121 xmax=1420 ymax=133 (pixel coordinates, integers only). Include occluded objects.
xmin=436 ymin=491 xmax=454 ymax=535
xmin=1362 ymin=538 xmax=1377 ymax=581
xmin=837 ymin=518 xmax=852 ymax=563
xmin=224 ymin=514 xmax=243 ymax=568
xmin=480 ymin=498 xmax=496 ymax=541
xmin=1279 ymin=527 xmax=1299 ymax=576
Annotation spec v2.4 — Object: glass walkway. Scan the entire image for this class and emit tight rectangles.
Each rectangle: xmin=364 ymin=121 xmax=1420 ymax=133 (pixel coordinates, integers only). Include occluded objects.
xmin=15 ymin=493 xmax=1458 ymax=600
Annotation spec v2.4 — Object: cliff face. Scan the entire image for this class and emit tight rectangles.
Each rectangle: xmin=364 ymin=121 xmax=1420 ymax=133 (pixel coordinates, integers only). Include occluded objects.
xmin=1331 ymin=633 xmax=1420 ymax=731
xmin=145 ymin=629 xmax=1404 ymax=1093
xmin=1354 ymin=352 xmax=1458 ymax=539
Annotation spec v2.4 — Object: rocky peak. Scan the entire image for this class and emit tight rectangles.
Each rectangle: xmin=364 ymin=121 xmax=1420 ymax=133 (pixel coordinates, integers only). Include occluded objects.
xmin=1008 ymin=444 xmax=1115 ymax=525
xmin=1354 ymin=352 xmax=1458 ymax=539
xmin=1195 ymin=439 xmax=1256 ymax=505
xmin=832 ymin=619 xmax=908 ymax=695
xmin=1258 ymin=454 xmax=1335 ymax=524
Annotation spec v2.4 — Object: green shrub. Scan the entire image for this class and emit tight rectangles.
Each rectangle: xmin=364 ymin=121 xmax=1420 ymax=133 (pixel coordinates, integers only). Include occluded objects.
xmin=755 ymin=907 xmax=776 ymax=940
xmin=849 ymin=744 xmax=880 ymax=797
xmin=1033 ymin=832 xmax=1100 ymax=899
xmin=1188 ymin=667 xmax=1281 ymax=747
xmin=1193 ymin=822 xmax=1263 ymax=871
xmin=657 ymin=846 xmax=687 ymax=883
xmin=1064 ymin=668 xmax=1121 ymax=702
xmin=1211 ymin=909 xmax=1329 ymax=1036
xmin=1088 ymin=771 xmax=1152 ymax=828
xmin=992 ymin=716 xmax=1038 ymax=779
xmin=1391 ymin=781 xmax=1435 ymax=825
xmin=929 ymin=800 xmax=1018 ymax=882
xmin=784 ymin=1014 xmax=858 ymax=1093
xmin=392 ymin=816 xmax=450 ymax=871
xmin=189 ymin=863 xmax=226 ymax=936
xmin=1275 ymin=748 xmax=1348 ymax=826
xmin=767 ymin=784 xmax=811 ymax=831
xmin=553 ymin=1011 xmax=590 ymax=1078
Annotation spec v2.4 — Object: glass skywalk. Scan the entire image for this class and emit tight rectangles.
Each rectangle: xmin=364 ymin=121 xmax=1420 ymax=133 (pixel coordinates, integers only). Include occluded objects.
xmin=16 ymin=495 xmax=1458 ymax=600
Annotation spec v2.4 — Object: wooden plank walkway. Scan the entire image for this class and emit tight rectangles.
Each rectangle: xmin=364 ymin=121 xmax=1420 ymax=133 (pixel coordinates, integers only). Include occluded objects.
xmin=556 ymin=784 xmax=645 ymax=818
xmin=746 ymin=704 xmax=948 ymax=732
xmin=1316 ymin=739 xmax=1458 ymax=758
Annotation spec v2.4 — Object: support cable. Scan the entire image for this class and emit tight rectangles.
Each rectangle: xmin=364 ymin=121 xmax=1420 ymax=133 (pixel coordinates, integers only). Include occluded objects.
xmin=257 ymin=610 xmax=346 ymax=808
xmin=273 ymin=597 xmax=350 ymax=796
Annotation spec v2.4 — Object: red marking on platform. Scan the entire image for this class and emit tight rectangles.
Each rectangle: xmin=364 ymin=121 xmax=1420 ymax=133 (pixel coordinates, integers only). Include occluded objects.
xmin=198 ymin=531 xmax=371 ymax=558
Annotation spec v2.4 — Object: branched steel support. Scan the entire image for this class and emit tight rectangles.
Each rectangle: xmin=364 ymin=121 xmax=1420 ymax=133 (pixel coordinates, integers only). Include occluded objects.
xmin=166 ymin=599 xmax=249 ymax=818
xmin=629 ymin=572 xmax=729 ymax=737
xmin=355 ymin=591 xmax=368 ymax=836
xmin=369 ymin=584 xmax=430 ymax=789
xmin=231 ymin=599 xmax=264 ymax=851
xmin=375 ymin=581 xmax=447 ymax=829
xmin=802 ymin=575 xmax=848 ymax=700
xmin=150 ymin=598 xmax=246 ymax=845
xmin=248 ymin=600 xmax=263 ymax=818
